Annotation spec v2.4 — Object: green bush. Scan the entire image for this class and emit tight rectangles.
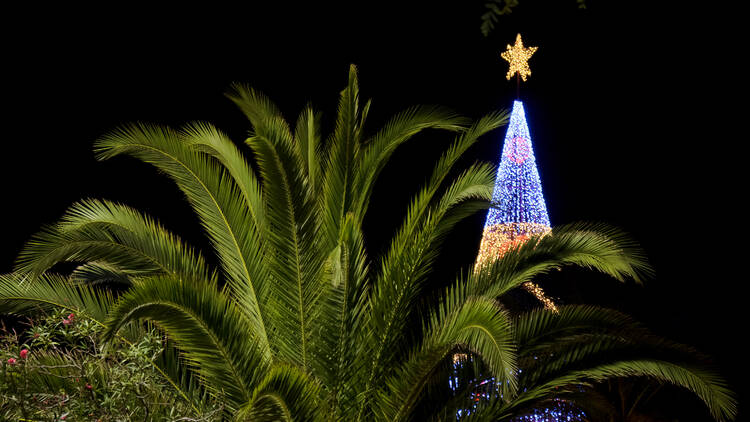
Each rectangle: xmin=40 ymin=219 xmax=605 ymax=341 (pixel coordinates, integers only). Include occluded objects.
xmin=1 ymin=309 xmax=220 ymax=421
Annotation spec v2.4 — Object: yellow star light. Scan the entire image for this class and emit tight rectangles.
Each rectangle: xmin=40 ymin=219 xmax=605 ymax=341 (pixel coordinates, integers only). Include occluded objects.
xmin=501 ymin=33 xmax=538 ymax=81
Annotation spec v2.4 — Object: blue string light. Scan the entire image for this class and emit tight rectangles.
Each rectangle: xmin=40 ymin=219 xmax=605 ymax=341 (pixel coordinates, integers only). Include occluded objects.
xmin=486 ymin=100 xmax=549 ymax=228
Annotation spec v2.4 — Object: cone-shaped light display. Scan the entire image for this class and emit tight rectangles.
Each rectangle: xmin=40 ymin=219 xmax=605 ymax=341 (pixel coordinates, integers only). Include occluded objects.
xmin=476 ymin=100 xmax=551 ymax=266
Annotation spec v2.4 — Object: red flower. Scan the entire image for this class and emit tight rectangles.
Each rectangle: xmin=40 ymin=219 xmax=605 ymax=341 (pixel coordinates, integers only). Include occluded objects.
xmin=85 ymin=383 xmax=92 ymax=390
xmin=7 ymin=357 xmax=16 ymax=365
xmin=20 ymin=349 xmax=28 ymax=359
xmin=67 ymin=313 xmax=75 ymax=320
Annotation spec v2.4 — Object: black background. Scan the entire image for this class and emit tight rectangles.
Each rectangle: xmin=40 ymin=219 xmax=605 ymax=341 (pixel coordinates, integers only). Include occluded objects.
xmin=2 ymin=1 xmax=745 ymax=419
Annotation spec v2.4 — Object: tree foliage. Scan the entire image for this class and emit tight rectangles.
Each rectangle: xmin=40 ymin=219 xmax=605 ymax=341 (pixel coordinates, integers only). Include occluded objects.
xmin=0 ymin=65 xmax=736 ymax=421
xmin=1 ymin=309 xmax=216 ymax=420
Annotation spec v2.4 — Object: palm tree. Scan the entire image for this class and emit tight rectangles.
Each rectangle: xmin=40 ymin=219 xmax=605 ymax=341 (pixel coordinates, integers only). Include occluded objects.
xmin=0 ymin=65 xmax=736 ymax=421
xmin=449 ymin=301 xmax=736 ymax=421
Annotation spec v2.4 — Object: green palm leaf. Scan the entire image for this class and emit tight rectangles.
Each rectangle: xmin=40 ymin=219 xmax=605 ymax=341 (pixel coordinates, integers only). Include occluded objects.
xmin=245 ymin=121 xmax=323 ymax=371
xmin=308 ymin=213 xmax=370 ymax=419
xmin=228 ymin=80 xmax=326 ymax=370
xmin=94 ymin=123 xmax=270 ymax=353
xmin=320 ymin=65 xmax=364 ymax=249
xmin=351 ymin=105 xmax=470 ymax=223
xmin=102 ymin=275 xmax=269 ymax=411
xmin=70 ymin=261 xmax=134 ymax=288
xmin=294 ymin=104 xmax=324 ymax=199
xmin=182 ymin=121 xmax=267 ymax=239
xmin=383 ymin=295 xmax=516 ymax=421
xmin=16 ymin=199 xmax=211 ymax=281
xmin=236 ymin=364 xmax=325 ymax=422
xmin=360 ymin=114 xmax=506 ymax=420
xmin=0 ymin=272 xmax=113 ymax=322
xmin=471 ymin=222 xmax=651 ymax=300
xmin=499 ymin=360 xmax=736 ymax=422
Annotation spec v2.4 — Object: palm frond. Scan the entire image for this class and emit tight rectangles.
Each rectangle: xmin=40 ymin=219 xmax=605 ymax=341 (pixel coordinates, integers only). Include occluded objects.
xmin=235 ymin=364 xmax=325 ymax=422
xmin=94 ymin=123 xmax=270 ymax=352
xmin=514 ymin=305 xmax=715 ymax=393
xmin=368 ymin=115 xmax=505 ymax=350
xmin=500 ymin=360 xmax=737 ymax=422
xmin=471 ymin=222 xmax=652 ymax=300
xmin=351 ymin=105 xmax=470 ymax=221
xmin=416 ymin=356 xmax=491 ymax=422
xmin=225 ymin=83 xmax=290 ymax=139
xmin=382 ymin=295 xmax=517 ymax=421
xmin=308 ymin=213 xmax=370 ymax=419
xmin=182 ymin=121 xmax=267 ymax=239
xmin=0 ymin=272 xmax=113 ymax=322
xmin=228 ymin=79 xmax=327 ymax=371
xmin=372 ymin=113 xmax=506 ymax=290
xmin=16 ymin=199 xmax=211 ymax=282
xmin=294 ymin=104 xmax=325 ymax=199
xmin=245 ymin=119 xmax=323 ymax=371
xmin=319 ymin=64 xmax=363 ymax=250
xmin=155 ymin=336 xmax=218 ymax=414
xmin=359 ymin=115 xmax=505 ymax=420
xmin=514 ymin=304 xmax=642 ymax=351
xmin=102 ymin=275 xmax=269 ymax=411
xmin=70 ymin=261 xmax=133 ymax=288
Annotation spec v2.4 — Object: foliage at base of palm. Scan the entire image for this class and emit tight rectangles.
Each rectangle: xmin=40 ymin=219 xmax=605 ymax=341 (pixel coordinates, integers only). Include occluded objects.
xmin=1 ymin=309 xmax=218 ymax=420
xmin=0 ymin=65 xmax=737 ymax=421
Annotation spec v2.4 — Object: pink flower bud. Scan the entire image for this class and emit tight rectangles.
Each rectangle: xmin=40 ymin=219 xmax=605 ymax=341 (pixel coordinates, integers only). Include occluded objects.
xmin=20 ymin=349 xmax=28 ymax=359
xmin=85 ymin=383 xmax=92 ymax=390
xmin=7 ymin=357 xmax=16 ymax=365
xmin=62 ymin=319 xmax=71 ymax=325
xmin=67 ymin=313 xmax=75 ymax=320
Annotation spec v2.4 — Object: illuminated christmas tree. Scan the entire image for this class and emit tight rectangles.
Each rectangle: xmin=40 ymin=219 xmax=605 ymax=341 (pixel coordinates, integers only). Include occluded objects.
xmin=453 ymin=34 xmax=586 ymax=422
xmin=475 ymin=34 xmax=556 ymax=312
xmin=476 ymin=99 xmax=550 ymax=264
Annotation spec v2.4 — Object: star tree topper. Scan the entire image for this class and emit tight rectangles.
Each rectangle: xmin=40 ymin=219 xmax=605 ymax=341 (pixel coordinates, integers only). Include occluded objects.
xmin=501 ymin=33 xmax=537 ymax=81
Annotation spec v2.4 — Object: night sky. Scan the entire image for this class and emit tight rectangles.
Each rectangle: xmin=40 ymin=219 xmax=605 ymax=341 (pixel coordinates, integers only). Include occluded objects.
xmin=3 ymin=1 xmax=745 ymax=419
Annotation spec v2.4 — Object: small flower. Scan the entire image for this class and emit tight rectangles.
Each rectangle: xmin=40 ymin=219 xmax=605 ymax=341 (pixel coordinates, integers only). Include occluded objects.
xmin=62 ymin=319 xmax=71 ymax=325
xmin=33 ymin=333 xmax=40 ymax=338
xmin=85 ymin=383 xmax=92 ymax=390
xmin=67 ymin=313 xmax=75 ymax=320
xmin=7 ymin=357 xmax=16 ymax=365
xmin=20 ymin=349 xmax=29 ymax=359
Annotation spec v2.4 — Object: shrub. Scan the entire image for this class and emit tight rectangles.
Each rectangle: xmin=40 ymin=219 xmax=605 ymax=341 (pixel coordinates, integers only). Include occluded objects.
xmin=1 ymin=309 xmax=220 ymax=421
